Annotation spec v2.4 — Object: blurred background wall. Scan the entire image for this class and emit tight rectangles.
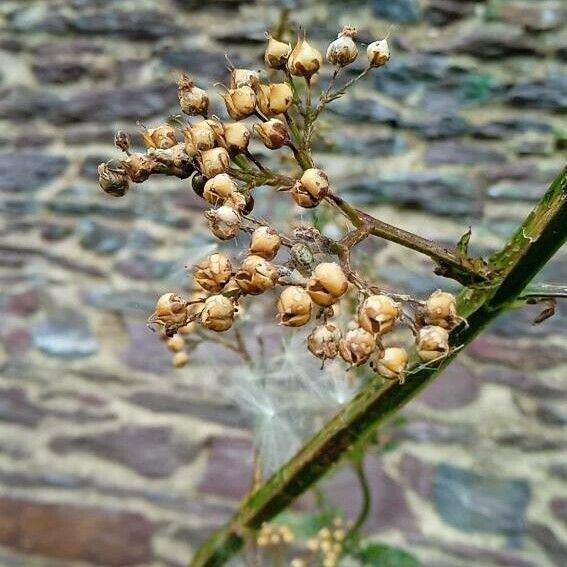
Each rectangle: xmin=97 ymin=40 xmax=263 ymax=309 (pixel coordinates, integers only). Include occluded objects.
xmin=0 ymin=0 xmax=565 ymax=565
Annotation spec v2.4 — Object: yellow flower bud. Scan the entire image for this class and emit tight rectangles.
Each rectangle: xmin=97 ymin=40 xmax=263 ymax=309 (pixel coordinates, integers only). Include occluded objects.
xmin=98 ymin=163 xmax=129 ymax=197
xmin=194 ymin=252 xmax=233 ymax=293
xmin=141 ymin=123 xmax=177 ymax=149
xmin=339 ymin=327 xmax=376 ymax=366
xmin=253 ymin=118 xmax=289 ymax=149
xmin=288 ymin=35 xmax=323 ymax=78
xmin=230 ymin=68 xmax=260 ymax=90
xmin=424 ymin=289 xmax=457 ymax=328
xmin=235 ymin=255 xmax=279 ymax=295
xmin=249 ymin=226 xmax=281 ymax=260
xmin=307 ymin=323 xmax=342 ymax=360
xmin=264 ymin=33 xmax=292 ymax=69
xmin=223 ymin=122 xmax=250 ymax=153
xmin=306 ymin=262 xmax=348 ymax=306
xmin=417 ymin=325 xmax=450 ymax=361
xmin=326 ymin=26 xmax=358 ymax=67
xmin=222 ymin=86 xmax=256 ymax=120
xmin=370 ymin=347 xmax=408 ymax=381
xmin=200 ymin=147 xmax=230 ymax=178
xmin=200 ymin=295 xmax=236 ymax=332
xmin=358 ymin=294 xmax=400 ymax=335
xmin=205 ymin=206 xmax=241 ymax=240
xmin=177 ymin=74 xmax=209 ymax=117
xmin=203 ymin=173 xmax=238 ymax=205
xmin=276 ymin=286 xmax=312 ymax=327
xmin=367 ymin=38 xmax=390 ymax=68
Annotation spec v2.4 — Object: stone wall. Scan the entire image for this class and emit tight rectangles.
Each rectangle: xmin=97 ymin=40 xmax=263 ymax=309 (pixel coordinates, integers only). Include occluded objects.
xmin=0 ymin=0 xmax=566 ymax=565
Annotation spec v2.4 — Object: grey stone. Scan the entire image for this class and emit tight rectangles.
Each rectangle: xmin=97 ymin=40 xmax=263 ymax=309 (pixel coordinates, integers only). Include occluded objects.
xmin=32 ymin=308 xmax=98 ymax=358
xmin=115 ymin=254 xmax=178 ymax=281
xmin=81 ymin=287 xmax=156 ymax=316
xmin=0 ymin=388 xmax=45 ymax=427
xmin=537 ymin=402 xmax=567 ymax=426
xmin=78 ymin=219 xmax=126 ymax=254
xmin=46 ymin=186 xmax=133 ymax=217
xmin=434 ymin=463 xmax=530 ymax=537
xmin=32 ymin=60 xmax=97 ymax=84
xmin=412 ymin=114 xmax=472 ymax=139
xmin=120 ymin=321 xmax=173 ymax=374
xmin=426 ymin=141 xmax=508 ymax=165
xmin=0 ymin=153 xmax=68 ymax=192
xmin=156 ymin=47 xmax=231 ymax=81
xmin=550 ymin=498 xmax=567 ymax=525
xmin=372 ymin=0 xmax=421 ymax=23
xmin=0 ymin=87 xmax=61 ymax=120
xmin=395 ymin=420 xmax=475 ymax=444
xmin=474 ymin=119 xmax=552 ymax=140
xmin=328 ymin=97 xmax=400 ymax=125
xmin=316 ymin=132 xmax=406 ymax=156
xmin=499 ymin=1 xmax=566 ymax=32
xmin=528 ymin=523 xmax=567 ymax=566
xmin=505 ymin=74 xmax=567 ymax=112
xmin=424 ymin=0 xmax=476 ymax=27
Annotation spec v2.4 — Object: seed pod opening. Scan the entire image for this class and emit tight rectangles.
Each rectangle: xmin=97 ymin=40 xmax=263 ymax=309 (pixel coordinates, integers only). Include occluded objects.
xmin=306 ymin=262 xmax=348 ymax=306
xmin=358 ymin=294 xmax=400 ymax=335
xmin=194 ymin=252 xmax=233 ymax=293
xmin=307 ymin=323 xmax=342 ymax=360
xmin=417 ymin=325 xmax=450 ymax=361
xmin=370 ymin=347 xmax=408 ymax=382
xmin=339 ymin=327 xmax=376 ymax=366
xmin=253 ymin=118 xmax=289 ymax=149
xmin=177 ymin=74 xmax=209 ymax=116
xmin=235 ymin=255 xmax=279 ymax=295
xmin=200 ymin=295 xmax=236 ymax=332
xmin=276 ymin=286 xmax=312 ymax=327
xmin=230 ymin=68 xmax=260 ymax=90
xmin=153 ymin=293 xmax=189 ymax=327
xmin=142 ymin=123 xmax=177 ymax=149
xmin=98 ymin=163 xmax=130 ymax=197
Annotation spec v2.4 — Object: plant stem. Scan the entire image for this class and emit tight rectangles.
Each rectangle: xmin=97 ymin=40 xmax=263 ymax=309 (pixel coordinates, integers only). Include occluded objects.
xmin=189 ymin=165 xmax=567 ymax=567
xmin=347 ymin=458 xmax=371 ymax=539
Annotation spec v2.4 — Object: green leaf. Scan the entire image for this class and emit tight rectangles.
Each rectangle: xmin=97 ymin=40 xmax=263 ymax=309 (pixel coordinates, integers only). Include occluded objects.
xmin=357 ymin=543 xmax=420 ymax=566
xmin=456 ymin=227 xmax=472 ymax=258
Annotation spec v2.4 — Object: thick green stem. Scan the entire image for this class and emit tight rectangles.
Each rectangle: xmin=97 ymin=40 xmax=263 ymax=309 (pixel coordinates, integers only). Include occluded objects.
xmin=190 ymin=166 xmax=567 ymax=567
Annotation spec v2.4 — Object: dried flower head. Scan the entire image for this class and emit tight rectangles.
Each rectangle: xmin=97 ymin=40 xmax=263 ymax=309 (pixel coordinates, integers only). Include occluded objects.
xmin=276 ymin=286 xmax=312 ymax=327
xmin=288 ymin=34 xmax=323 ymax=78
xmin=367 ymin=38 xmax=390 ymax=67
xmin=141 ymin=123 xmax=177 ymax=150
xmin=417 ymin=325 xmax=450 ymax=361
xmin=249 ymin=226 xmax=281 ymax=260
xmin=200 ymin=294 xmax=236 ymax=332
xmin=264 ymin=33 xmax=292 ymax=69
xmin=205 ymin=206 xmax=241 ymax=240
xmin=172 ymin=351 xmax=190 ymax=368
xmin=121 ymin=153 xmax=156 ymax=183
xmin=191 ymin=173 xmax=207 ymax=197
xmin=254 ymin=118 xmax=289 ymax=149
xmin=194 ymin=252 xmax=233 ymax=293
xmin=235 ymin=255 xmax=279 ymax=295
xmin=98 ymin=163 xmax=129 ymax=197
xmin=177 ymin=74 xmax=209 ymax=116
xmin=114 ymin=130 xmax=131 ymax=152
xmin=308 ymin=322 xmax=342 ymax=360
xmin=339 ymin=327 xmax=376 ymax=366
xmin=326 ymin=25 xmax=358 ymax=67
xmin=291 ymin=168 xmax=329 ymax=208
xmin=370 ymin=347 xmax=408 ymax=382
xmin=307 ymin=262 xmax=348 ymax=306
xmin=358 ymin=294 xmax=400 ymax=335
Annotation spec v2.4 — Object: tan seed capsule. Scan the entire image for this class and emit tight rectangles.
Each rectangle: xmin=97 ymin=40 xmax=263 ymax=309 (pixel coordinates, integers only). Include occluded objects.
xmin=287 ymin=35 xmax=323 ymax=78
xmin=276 ymin=286 xmax=312 ymax=327
xmin=424 ymin=289 xmax=457 ymax=328
xmin=121 ymin=153 xmax=156 ymax=183
xmin=194 ymin=252 xmax=233 ymax=293
xmin=172 ymin=351 xmax=190 ymax=368
xmin=291 ymin=168 xmax=329 ymax=208
xmin=98 ymin=163 xmax=129 ymax=197
xmin=417 ymin=325 xmax=450 ymax=361
xmin=370 ymin=347 xmax=408 ymax=382
xmin=203 ymin=173 xmax=238 ymax=205
xmin=142 ymin=123 xmax=177 ymax=149
xmin=264 ymin=33 xmax=292 ymax=69
xmin=367 ymin=38 xmax=390 ymax=68
xmin=200 ymin=295 xmax=235 ymax=332
xmin=223 ymin=122 xmax=250 ymax=153
xmin=166 ymin=334 xmax=185 ymax=353
xmin=153 ymin=293 xmax=188 ymax=326
xmin=253 ymin=118 xmax=289 ymax=149
xmin=200 ymin=147 xmax=230 ymax=178
xmin=326 ymin=26 xmax=358 ymax=67
xmin=177 ymin=74 xmax=209 ymax=116
xmin=339 ymin=327 xmax=376 ymax=366
xmin=189 ymin=121 xmax=216 ymax=152
xmin=235 ymin=255 xmax=279 ymax=295
xmin=306 ymin=262 xmax=348 ymax=306
xmin=222 ymin=86 xmax=256 ymax=120
xmin=230 ymin=68 xmax=260 ymax=90
xmin=205 ymin=206 xmax=241 ymax=240
xmin=249 ymin=226 xmax=281 ymax=260
xmin=307 ymin=323 xmax=342 ymax=360
xmin=224 ymin=191 xmax=247 ymax=211
xmin=358 ymin=294 xmax=400 ymax=335
xmin=256 ymin=83 xmax=293 ymax=116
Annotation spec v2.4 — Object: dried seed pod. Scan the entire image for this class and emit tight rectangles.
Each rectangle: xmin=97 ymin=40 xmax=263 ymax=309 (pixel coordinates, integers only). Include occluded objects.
xmin=200 ymin=147 xmax=230 ymax=178
xmin=224 ymin=191 xmax=247 ymax=211
xmin=249 ymin=226 xmax=281 ymax=260
xmin=358 ymin=294 xmax=400 ymax=335
xmin=288 ymin=34 xmax=323 ymax=78
xmin=230 ymin=68 xmax=260 ymax=90
xmin=191 ymin=173 xmax=207 ymax=197
xmin=306 ymin=262 xmax=348 ymax=306
xmin=205 ymin=206 xmax=241 ymax=240
xmin=235 ymin=254 xmax=279 ymax=295
xmin=339 ymin=327 xmax=376 ymax=366
xmin=424 ymin=289 xmax=457 ymax=328
xmin=276 ymin=286 xmax=312 ymax=327
xmin=205 ymin=118 xmax=225 ymax=143
xmin=203 ymin=173 xmax=238 ymax=205
xmin=194 ymin=252 xmax=233 ymax=293
xmin=370 ymin=347 xmax=408 ymax=381
xmin=177 ymin=74 xmax=209 ymax=116
xmin=256 ymin=83 xmax=293 ymax=116
xmin=121 ymin=153 xmax=156 ymax=183
xmin=166 ymin=334 xmax=185 ymax=353
xmin=223 ymin=122 xmax=250 ymax=153
xmin=189 ymin=121 xmax=216 ymax=151
xmin=264 ymin=33 xmax=292 ymax=69
xmin=98 ymin=163 xmax=129 ymax=197
xmin=222 ymin=86 xmax=257 ymax=120
xmin=172 ymin=351 xmax=190 ymax=368
xmin=417 ymin=325 xmax=450 ymax=362
xmin=290 ymin=242 xmax=315 ymax=274
xmin=307 ymin=322 xmax=342 ymax=360
xmin=142 ymin=123 xmax=177 ymax=149
xmin=200 ymin=294 xmax=236 ymax=332
xmin=326 ymin=25 xmax=358 ymax=67
xmin=291 ymin=168 xmax=329 ymax=207
xmin=253 ymin=118 xmax=289 ymax=149
xmin=153 ymin=293 xmax=188 ymax=326
xmin=367 ymin=38 xmax=390 ymax=68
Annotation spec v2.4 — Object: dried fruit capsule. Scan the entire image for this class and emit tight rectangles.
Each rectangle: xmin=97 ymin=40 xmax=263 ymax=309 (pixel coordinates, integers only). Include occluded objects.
xmin=98 ymin=163 xmax=129 ymax=197
xmin=222 ymin=86 xmax=257 ymax=120
xmin=205 ymin=206 xmax=241 ymax=240
xmin=256 ymin=83 xmax=293 ymax=116
xmin=307 ymin=323 xmax=342 ymax=360
xmin=177 ymin=74 xmax=209 ymax=116
xmin=200 ymin=147 xmax=230 ymax=178
xmin=253 ymin=118 xmax=289 ymax=149
xmin=288 ymin=35 xmax=322 ymax=78
xmin=200 ymin=294 xmax=236 ymax=332
xmin=114 ymin=130 xmax=131 ymax=152
xmin=153 ymin=293 xmax=188 ymax=326
xmin=194 ymin=252 xmax=233 ymax=293
xmin=249 ymin=226 xmax=281 ymax=260
xmin=235 ymin=255 xmax=279 ymax=295
xmin=326 ymin=25 xmax=358 ymax=67
xmin=189 ymin=121 xmax=216 ymax=152
xmin=142 ymin=123 xmax=177 ymax=149
xmin=230 ymin=68 xmax=260 ymax=90
xmin=203 ymin=173 xmax=238 ymax=205
xmin=358 ymin=294 xmax=400 ymax=335
xmin=291 ymin=168 xmax=329 ymax=208
xmin=306 ymin=262 xmax=348 ymax=306
xmin=339 ymin=327 xmax=376 ymax=366
xmin=223 ymin=122 xmax=250 ymax=154
xmin=166 ymin=334 xmax=185 ymax=353
xmin=121 ymin=153 xmax=156 ymax=183
xmin=424 ymin=290 xmax=457 ymax=329
xmin=370 ymin=347 xmax=408 ymax=382
xmin=264 ymin=33 xmax=292 ymax=69
xmin=417 ymin=325 xmax=450 ymax=361
xmin=276 ymin=286 xmax=312 ymax=327
xmin=367 ymin=38 xmax=390 ymax=68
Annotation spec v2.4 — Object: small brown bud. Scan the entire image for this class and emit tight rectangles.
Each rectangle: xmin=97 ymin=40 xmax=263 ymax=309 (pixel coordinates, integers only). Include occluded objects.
xmin=177 ymin=74 xmax=209 ymax=116
xmin=223 ymin=122 xmax=250 ymax=153
xmin=205 ymin=206 xmax=241 ymax=240
xmin=288 ymin=35 xmax=323 ymax=78
xmin=98 ymin=163 xmax=129 ymax=197
xmin=253 ymin=118 xmax=289 ymax=149
xmin=417 ymin=325 xmax=450 ymax=362
xmin=358 ymin=294 xmax=400 ymax=335
xmin=249 ymin=226 xmax=281 ymax=260
xmin=370 ymin=347 xmax=408 ymax=381
xmin=194 ymin=252 xmax=233 ymax=293
xmin=222 ymin=86 xmax=257 ymax=120
xmin=142 ymin=123 xmax=177 ymax=149
xmin=264 ymin=33 xmax=292 ymax=69
xmin=307 ymin=322 xmax=342 ymax=360
xmin=291 ymin=168 xmax=329 ymax=207
xmin=235 ymin=255 xmax=278 ymax=295
xmin=121 ymin=153 xmax=156 ymax=183
xmin=276 ymin=286 xmax=312 ymax=327
xmin=153 ymin=293 xmax=188 ymax=326
xmin=339 ymin=327 xmax=376 ymax=366
xmin=203 ymin=173 xmax=238 ymax=205
xmin=256 ymin=83 xmax=293 ymax=116
xmin=230 ymin=68 xmax=260 ymax=90
xmin=166 ymin=334 xmax=185 ymax=353
xmin=189 ymin=121 xmax=216 ymax=152
xmin=114 ymin=130 xmax=131 ymax=152
xmin=200 ymin=147 xmax=231 ymax=178
xmin=172 ymin=351 xmax=190 ymax=368
xmin=424 ymin=290 xmax=457 ymax=328
xmin=306 ymin=262 xmax=348 ymax=306
xmin=200 ymin=294 xmax=236 ymax=332
xmin=326 ymin=26 xmax=358 ymax=67
xmin=367 ymin=39 xmax=390 ymax=68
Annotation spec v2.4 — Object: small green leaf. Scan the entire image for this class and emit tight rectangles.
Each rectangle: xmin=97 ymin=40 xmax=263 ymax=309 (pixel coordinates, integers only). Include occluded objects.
xmin=456 ymin=227 xmax=472 ymax=258
xmin=357 ymin=543 xmax=420 ymax=566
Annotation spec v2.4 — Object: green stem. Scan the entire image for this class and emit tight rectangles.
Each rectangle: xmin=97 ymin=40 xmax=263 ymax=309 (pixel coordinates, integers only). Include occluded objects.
xmin=190 ymin=166 xmax=567 ymax=567
xmin=347 ymin=458 xmax=371 ymax=539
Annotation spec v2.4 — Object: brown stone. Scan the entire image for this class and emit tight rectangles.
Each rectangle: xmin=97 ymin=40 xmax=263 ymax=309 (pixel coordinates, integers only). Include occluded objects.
xmin=0 ymin=497 xmax=154 ymax=566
